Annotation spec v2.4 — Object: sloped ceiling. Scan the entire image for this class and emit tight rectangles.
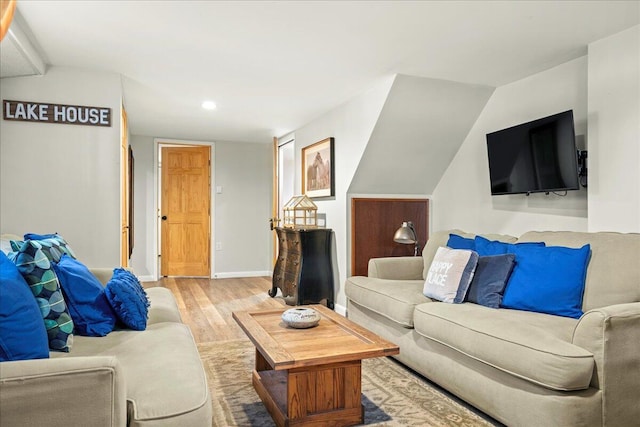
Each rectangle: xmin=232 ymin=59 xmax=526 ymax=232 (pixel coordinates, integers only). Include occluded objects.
xmin=0 ymin=12 xmax=45 ymax=78
xmin=4 ymin=1 xmax=638 ymax=143
xmin=349 ymin=75 xmax=494 ymax=195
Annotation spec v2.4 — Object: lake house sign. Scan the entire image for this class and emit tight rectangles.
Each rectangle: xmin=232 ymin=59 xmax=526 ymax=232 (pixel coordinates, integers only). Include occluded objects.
xmin=3 ymin=100 xmax=111 ymax=127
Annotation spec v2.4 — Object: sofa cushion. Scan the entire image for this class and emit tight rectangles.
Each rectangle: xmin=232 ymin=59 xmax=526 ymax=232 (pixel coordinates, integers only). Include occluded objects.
xmin=501 ymin=244 xmax=591 ymax=319
xmin=518 ymin=231 xmax=640 ymax=311
xmin=0 ymin=252 xmax=49 ymax=361
xmin=53 ymin=322 xmax=210 ymax=424
xmin=146 ymin=287 xmax=183 ymax=324
xmin=413 ymin=302 xmax=594 ymax=391
xmin=423 ymin=247 xmax=478 ymax=303
xmin=52 ymin=255 xmax=117 ymax=336
xmin=9 ymin=240 xmax=74 ymax=352
xmin=465 ymin=254 xmax=515 ymax=308
xmin=345 ymin=276 xmax=427 ymax=327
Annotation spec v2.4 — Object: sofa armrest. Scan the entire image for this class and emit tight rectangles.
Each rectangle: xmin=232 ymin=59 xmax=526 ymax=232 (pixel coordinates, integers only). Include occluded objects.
xmin=90 ymin=267 xmax=134 ymax=285
xmin=0 ymin=356 xmax=127 ymax=427
xmin=368 ymin=256 xmax=424 ymax=280
xmin=572 ymin=302 xmax=640 ymax=425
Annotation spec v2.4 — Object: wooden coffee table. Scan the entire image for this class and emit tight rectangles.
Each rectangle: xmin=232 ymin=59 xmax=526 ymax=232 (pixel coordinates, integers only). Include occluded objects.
xmin=233 ymin=305 xmax=399 ymax=427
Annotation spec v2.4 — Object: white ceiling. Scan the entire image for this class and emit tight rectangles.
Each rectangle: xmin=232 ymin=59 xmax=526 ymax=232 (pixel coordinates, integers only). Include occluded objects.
xmin=3 ymin=1 xmax=639 ymax=143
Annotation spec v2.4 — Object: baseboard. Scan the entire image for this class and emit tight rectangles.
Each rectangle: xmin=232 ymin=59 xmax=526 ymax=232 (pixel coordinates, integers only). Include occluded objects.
xmin=334 ymin=303 xmax=347 ymax=316
xmin=137 ymin=272 xmax=272 ymax=281
xmin=213 ymin=271 xmax=272 ymax=279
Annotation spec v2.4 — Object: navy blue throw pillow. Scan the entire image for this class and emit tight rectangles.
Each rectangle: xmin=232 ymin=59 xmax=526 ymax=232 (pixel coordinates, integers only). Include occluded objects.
xmin=465 ymin=254 xmax=516 ymax=308
xmin=105 ymin=269 xmax=150 ymax=331
xmin=52 ymin=255 xmax=117 ymax=337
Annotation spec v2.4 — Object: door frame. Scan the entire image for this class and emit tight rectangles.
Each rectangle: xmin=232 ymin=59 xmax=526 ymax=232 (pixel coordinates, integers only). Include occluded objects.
xmin=153 ymin=138 xmax=215 ymax=280
xmin=272 ymin=134 xmax=295 ymax=264
xmin=120 ymin=104 xmax=130 ymax=267
xmin=272 ymin=137 xmax=278 ymax=265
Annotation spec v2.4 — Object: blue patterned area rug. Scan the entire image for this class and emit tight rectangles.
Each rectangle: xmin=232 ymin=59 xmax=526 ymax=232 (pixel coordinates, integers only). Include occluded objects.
xmin=198 ymin=339 xmax=497 ymax=426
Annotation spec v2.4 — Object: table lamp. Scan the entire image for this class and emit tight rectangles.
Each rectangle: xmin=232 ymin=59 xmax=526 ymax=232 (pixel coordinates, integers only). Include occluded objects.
xmin=393 ymin=221 xmax=419 ymax=256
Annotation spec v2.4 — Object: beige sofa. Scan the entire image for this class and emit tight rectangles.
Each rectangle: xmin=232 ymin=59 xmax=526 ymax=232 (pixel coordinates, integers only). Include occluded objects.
xmin=345 ymin=229 xmax=640 ymax=427
xmin=0 ymin=267 xmax=212 ymax=427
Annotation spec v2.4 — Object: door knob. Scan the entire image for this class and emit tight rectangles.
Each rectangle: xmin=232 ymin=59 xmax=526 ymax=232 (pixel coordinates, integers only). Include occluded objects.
xmin=161 ymin=216 xmax=167 ymax=220
xmin=269 ymin=217 xmax=281 ymax=230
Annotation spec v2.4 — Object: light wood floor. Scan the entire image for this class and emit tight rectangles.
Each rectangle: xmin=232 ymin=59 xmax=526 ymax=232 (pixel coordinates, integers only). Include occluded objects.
xmin=144 ymin=276 xmax=285 ymax=344
xmin=144 ymin=277 xmax=501 ymax=425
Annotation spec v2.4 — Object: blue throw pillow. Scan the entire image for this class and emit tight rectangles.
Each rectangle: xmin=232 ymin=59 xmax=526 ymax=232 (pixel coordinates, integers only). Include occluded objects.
xmin=105 ymin=269 xmax=150 ymax=331
xmin=501 ymin=244 xmax=591 ymax=319
xmin=0 ymin=252 xmax=50 ymax=361
xmin=446 ymin=234 xmax=476 ymax=250
xmin=474 ymin=235 xmax=545 ymax=256
xmin=465 ymin=254 xmax=516 ymax=308
xmin=52 ymin=255 xmax=117 ymax=337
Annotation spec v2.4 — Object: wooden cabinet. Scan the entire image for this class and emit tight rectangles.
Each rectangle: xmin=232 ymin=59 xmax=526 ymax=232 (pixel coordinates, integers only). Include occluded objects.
xmin=269 ymin=227 xmax=334 ymax=309
xmin=351 ymin=198 xmax=429 ymax=276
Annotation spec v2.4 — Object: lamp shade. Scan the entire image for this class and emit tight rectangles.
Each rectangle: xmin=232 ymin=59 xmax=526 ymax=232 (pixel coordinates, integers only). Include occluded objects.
xmin=393 ymin=221 xmax=417 ymax=244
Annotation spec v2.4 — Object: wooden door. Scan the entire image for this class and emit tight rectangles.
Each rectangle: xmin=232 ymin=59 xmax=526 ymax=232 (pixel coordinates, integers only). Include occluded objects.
xmin=161 ymin=146 xmax=211 ymax=277
xmin=120 ymin=106 xmax=130 ymax=267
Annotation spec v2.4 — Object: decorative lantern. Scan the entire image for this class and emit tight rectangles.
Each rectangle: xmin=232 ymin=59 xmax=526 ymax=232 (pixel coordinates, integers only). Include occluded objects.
xmin=282 ymin=195 xmax=318 ymax=229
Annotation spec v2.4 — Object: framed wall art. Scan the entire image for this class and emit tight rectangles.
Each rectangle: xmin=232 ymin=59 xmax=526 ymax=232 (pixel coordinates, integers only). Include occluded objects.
xmin=302 ymin=137 xmax=334 ymax=198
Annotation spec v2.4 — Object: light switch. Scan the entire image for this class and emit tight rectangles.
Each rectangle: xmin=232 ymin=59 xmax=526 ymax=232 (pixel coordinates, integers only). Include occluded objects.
xmin=216 ymin=186 xmax=223 ymax=194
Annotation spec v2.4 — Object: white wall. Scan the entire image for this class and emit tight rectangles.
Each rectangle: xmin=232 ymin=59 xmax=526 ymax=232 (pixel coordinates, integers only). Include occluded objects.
xmin=293 ymin=76 xmax=395 ymax=311
xmin=349 ymin=74 xmax=494 ymax=194
xmin=431 ymin=57 xmax=589 ymax=236
xmin=0 ymin=66 xmax=123 ymax=267
xmin=587 ymin=25 xmax=640 ymax=233
xmin=129 ymin=136 xmax=272 ymax=278
xmin=214 ymin=141 xmax=272 ymax=276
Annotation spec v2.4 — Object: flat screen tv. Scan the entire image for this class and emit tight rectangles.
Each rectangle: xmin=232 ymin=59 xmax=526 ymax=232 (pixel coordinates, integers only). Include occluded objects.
xmin=486 ymin=110 xmax=579 ymax=195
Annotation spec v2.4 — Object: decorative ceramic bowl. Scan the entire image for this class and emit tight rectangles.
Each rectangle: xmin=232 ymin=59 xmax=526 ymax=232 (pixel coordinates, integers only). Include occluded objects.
xmin=281 ymin=307 xmax=321 ymax=329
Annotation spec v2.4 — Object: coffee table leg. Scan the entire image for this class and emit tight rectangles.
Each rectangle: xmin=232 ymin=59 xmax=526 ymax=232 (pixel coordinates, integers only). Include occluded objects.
xmin=287 ymin=360 xmax=363 ymax=426
xmin=255 ymin=349 xmax=271 ymax=372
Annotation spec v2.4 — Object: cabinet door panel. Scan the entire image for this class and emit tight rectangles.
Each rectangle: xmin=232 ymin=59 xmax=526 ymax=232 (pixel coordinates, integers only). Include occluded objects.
xmin=270 ymin=228 xmax=334 ymax=308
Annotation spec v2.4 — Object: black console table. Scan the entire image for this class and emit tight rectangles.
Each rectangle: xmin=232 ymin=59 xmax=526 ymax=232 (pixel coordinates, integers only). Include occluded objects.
xmin=269 ymin=227 xmax=334 ymax=309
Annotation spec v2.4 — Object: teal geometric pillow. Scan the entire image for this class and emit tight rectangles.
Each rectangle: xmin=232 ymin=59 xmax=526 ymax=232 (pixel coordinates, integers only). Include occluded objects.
xmin=9 ymin=241 xmax=74 ymax=352
xmin=11 ymin=235 xmax=77 ymax=263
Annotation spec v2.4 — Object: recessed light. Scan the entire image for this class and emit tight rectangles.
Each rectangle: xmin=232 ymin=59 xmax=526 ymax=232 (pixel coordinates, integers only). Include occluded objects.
xmin=202 ymin=101 xmax=217 ymax=110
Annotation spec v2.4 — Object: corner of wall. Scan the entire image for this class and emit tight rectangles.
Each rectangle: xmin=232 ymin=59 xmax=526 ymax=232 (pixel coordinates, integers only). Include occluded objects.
xmin=431 ymin=57 xmax=589 ymax=235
